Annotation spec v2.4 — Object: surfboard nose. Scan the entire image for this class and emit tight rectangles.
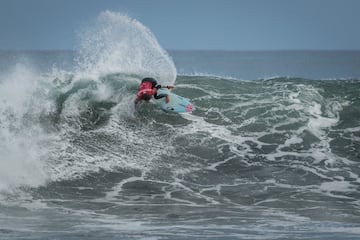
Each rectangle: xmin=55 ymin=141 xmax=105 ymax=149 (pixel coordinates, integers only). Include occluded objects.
xmin=185 ymin=104 xmax=193 ymax=112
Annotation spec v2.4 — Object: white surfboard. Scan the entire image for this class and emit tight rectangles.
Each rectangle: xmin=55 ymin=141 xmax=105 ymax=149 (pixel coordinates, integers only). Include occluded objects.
xmin=154 ymin=89 xmax=194 ymax=113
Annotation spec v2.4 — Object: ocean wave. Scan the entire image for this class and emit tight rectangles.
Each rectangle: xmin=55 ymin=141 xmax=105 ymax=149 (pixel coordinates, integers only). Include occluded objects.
xmin=1 ymin=66 xmax=360 ymax=239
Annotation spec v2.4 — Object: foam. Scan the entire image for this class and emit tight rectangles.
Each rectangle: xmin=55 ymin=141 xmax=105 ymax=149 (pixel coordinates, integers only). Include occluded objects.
xmin=320 ymin=180 xmax=356 ymax=193
xmin=0 ymin=64 xmax=51 ymax=192
xmin=308 ymin=102 xmax=339 ymax=139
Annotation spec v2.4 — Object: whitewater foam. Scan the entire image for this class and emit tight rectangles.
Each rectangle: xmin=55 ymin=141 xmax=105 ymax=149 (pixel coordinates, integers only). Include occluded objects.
xmin=0 ymin=64 xmax=52 ymax=192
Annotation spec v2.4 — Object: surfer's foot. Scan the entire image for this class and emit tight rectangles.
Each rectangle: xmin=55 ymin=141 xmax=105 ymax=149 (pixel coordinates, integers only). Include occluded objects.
xmin=166 ymin=95 xmax=170 ymax=103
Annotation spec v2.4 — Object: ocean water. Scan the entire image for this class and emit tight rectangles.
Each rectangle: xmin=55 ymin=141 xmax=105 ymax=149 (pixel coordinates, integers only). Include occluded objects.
xmin=1 ymin=11 xmax=360 ymax=240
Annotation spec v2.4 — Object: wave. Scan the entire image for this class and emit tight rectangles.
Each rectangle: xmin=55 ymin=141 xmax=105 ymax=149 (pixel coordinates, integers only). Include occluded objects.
xmin=0 ymin=11 xmax=178 ymax=193
xmin=1 ymin=64 xmax=360 ymax=237
xmin=1 ymin=61 xmax=359 ymax=196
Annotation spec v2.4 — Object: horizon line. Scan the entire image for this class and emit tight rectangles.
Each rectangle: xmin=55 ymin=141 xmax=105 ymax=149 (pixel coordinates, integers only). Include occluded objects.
xmin=1 ymin=48 xmax=360 ymax=52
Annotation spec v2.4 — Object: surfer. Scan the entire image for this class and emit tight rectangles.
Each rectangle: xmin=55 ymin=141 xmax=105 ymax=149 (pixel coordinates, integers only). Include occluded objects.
xmin=134 ymin=77 xmax=174 ymax=104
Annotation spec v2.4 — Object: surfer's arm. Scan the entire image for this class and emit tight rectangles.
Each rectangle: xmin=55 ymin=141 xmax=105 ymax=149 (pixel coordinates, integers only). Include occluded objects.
xmin=154 ymin=91 xmax=170 ymax=103
xmin=157 ymin=85 xmax=174 ymax=89
xmin=154 ymin=92 xmax=166 ymax=99
xmin=154 ymin=85 xmax=173 ymax=98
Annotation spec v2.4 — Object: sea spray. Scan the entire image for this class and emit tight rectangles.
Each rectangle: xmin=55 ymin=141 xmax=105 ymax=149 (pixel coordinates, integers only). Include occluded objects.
xmin=75 ymin=11 xmax=176 ymax=84
xmin=0 ymin=64 xmax=52 ymax=191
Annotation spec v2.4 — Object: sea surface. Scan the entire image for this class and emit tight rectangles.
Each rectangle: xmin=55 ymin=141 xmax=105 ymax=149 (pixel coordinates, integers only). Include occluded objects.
xmin=1 ymin=11 xmax=360 ymax=240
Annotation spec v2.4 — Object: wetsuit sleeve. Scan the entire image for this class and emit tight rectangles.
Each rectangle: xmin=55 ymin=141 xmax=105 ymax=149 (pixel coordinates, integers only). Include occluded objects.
xmin=154 ymin=84 xmax=167 ymax=99
xmin=154 ymin=91 xmax=166 ymax=99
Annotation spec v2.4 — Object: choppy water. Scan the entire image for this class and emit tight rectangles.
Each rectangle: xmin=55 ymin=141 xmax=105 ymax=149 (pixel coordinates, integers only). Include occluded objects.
xmin=1 ymin=11 xmax=360 ymax=240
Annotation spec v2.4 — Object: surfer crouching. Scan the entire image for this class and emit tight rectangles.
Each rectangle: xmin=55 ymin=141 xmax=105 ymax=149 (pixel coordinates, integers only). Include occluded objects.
xmin=134 ymin=77 xmax=174 ymax=104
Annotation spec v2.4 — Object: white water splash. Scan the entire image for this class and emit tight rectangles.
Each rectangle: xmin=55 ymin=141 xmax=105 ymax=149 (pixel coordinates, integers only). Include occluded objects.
xmin=75 ymin=10 xmax=176 ymax=85
xmin=0 ymin=64 xmax=53 ymax=191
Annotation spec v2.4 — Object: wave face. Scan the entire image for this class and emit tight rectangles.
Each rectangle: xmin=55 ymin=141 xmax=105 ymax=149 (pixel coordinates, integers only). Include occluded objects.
xmin=1 ymin=12 xmax=360 ymax=240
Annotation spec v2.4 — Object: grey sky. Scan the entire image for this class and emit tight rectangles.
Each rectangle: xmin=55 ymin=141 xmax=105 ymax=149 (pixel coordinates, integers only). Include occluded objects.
xmin=0 ymin=0 xmax=359 ymax=50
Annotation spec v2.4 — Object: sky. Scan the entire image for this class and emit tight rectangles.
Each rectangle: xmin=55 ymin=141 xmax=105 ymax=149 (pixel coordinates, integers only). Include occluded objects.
xmin=0 ymin=0 xmax=360 ymax=50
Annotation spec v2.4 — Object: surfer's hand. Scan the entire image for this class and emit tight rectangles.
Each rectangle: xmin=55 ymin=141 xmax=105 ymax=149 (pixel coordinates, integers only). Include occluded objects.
xmin=167 ymin=85 xmax=174 ymax=89
xmin=165 ymin=95 xmax=170 ymax=103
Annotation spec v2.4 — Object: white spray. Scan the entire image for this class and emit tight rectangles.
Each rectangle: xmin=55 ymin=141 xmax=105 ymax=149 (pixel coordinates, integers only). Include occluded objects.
xmin=75 ymin=10 xmax=177 ymax=85
xmin=0 ymin=64 xmax=53 ymax=191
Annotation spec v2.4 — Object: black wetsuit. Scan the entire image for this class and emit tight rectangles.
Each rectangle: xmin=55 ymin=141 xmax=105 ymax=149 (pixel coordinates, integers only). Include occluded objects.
xmin=141 ymin=78 xmax=167 ymax=99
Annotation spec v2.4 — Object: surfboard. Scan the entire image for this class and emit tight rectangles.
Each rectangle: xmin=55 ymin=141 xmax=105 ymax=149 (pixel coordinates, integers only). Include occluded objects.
xmin=154 ymin=89 xmax=194 ymax=113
